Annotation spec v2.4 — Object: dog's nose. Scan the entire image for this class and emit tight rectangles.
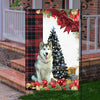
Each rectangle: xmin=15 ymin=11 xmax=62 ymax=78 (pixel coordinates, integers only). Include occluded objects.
xmin=46 ymin=52 xmax=48 ymax=55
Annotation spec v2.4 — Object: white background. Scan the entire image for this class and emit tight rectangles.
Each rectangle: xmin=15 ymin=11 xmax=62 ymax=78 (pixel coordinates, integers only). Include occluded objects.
xmin=43 ymin=16 xmax=79 ymax=74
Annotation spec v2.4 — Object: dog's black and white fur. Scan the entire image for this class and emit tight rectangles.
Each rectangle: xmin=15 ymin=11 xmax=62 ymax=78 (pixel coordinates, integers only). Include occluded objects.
xmin=31 ymin=41 xmax=56 ymax=83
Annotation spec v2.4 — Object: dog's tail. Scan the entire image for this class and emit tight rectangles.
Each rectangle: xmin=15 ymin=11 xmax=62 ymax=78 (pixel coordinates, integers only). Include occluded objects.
xmin=31 ymin=75 xmax=37 ymax=81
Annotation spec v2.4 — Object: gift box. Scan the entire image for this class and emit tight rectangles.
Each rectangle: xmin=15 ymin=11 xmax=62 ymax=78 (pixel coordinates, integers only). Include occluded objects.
xmin=68 ymin=67 xmax=77 ymax=75
xmin=69 ymin=74 xmax=78 ymax=81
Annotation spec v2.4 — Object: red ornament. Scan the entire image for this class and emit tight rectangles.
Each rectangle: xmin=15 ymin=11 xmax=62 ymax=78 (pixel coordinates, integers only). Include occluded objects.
xmin=47 ymin=16 xmax=50 ymax=18
xmin=57 ymin=79 xmax=65 ymax=86
xmin=62 ymin=82 xmax=67 ymax=86
xmin=34 ymin=81 xmax=40 ymax=86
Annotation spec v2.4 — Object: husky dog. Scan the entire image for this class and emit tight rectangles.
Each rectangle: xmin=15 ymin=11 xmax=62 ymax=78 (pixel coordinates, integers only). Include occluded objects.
xmin=31 ymin=41 xmax=56 ymax=83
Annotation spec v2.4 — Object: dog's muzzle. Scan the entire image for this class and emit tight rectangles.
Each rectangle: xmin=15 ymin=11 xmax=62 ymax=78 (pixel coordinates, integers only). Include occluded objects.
xmin=44 ymin=53 xmax=48 ymax=60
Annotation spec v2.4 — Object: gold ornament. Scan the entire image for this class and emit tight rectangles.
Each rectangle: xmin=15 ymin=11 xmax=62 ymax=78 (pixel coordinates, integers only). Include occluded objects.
xmin=66 ymin=79 xmax=72 ymax=83
xmin=71 ymin=9 xmax=78 ymax=15
xmin=71 ymin=86 xmax=78 ymax=90
xmin=26 ymin=83 xmax=31 ymax=88
xmin=39 ymin=85 xmax=43 ymax=89
xmin=32 ymin=87 xmax=36 ymax=90
xmin=36 ymin=86 xmax=41 ymax=91
xmin=36 ymin=10 xmax=41 ymax=14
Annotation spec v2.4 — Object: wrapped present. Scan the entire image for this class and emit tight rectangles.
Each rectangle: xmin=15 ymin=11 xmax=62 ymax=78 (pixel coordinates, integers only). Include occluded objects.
xmin=68 ymin=67 xmax=77 ymax=74
xmin=69 ymin=74 xmax=78 ymax=81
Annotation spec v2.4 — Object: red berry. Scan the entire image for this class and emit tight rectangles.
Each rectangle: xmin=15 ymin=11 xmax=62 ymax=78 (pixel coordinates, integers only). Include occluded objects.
xmin=54 ymin=16 xmax=56 ymax=19
xmin=57 ymin=79 xmax=61 ymax=85
xmin=51 ymin=14 xmax=55 ymax=17
xmin=63 ymin=87 xmax=66 ymax=91
xmin=46 ymin=87 xmax=50 ymax=91
xmin=47 ymin=16 xmax=50 ymax=18
xmin=46 ymin=10 xmax=50 ymax=13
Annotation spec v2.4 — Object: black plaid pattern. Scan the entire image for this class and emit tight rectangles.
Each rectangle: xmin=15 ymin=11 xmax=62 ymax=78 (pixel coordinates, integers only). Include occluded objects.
xmin=25 ymin=9 xmax=43 ymax=86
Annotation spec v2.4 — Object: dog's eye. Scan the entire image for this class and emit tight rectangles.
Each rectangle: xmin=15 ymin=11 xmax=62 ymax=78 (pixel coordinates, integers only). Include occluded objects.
xmin=43 ymin=48 xmax=45 ymax=50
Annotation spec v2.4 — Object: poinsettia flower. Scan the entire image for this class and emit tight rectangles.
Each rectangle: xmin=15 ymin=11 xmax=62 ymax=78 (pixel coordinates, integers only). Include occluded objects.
xmin=69 ymin=82 xmax=75 ymax=89
xmin=41 ymin=80 xmax=48 ymax=87
xmin=57 ymin=18 xmax=62 ymax=25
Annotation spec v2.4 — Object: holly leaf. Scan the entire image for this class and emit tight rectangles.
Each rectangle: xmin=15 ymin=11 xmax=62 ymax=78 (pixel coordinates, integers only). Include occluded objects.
xmin=47 ymin=85 xmax=52 ymax=89
xmin=64 ymin=9 xmax=71 ymax=17
xmin=40 ymin=87 xmax=46 ymax=90
xmin=47 ymin=12 xmax=52 ymax=17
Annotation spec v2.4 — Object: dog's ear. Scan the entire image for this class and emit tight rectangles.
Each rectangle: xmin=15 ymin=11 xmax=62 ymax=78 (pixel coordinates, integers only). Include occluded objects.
xmin=49 ymin=41 xmax=52 ymax=49
xmin=40 ymin=41 xmax=44 ymax=49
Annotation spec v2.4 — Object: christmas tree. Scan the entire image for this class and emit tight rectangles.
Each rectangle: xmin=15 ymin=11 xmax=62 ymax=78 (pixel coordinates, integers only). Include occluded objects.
xmin=48 ymin=28 xmax=69 ymax=79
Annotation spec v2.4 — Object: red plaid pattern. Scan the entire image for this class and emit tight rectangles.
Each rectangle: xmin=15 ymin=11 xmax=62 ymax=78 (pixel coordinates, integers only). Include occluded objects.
xmin=25 ymin=9 xmax=43 ymax=88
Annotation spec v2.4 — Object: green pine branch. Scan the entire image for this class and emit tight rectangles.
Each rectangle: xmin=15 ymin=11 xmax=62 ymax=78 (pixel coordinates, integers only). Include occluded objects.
xmin=10 ymin=0 xmax=22 ymax=7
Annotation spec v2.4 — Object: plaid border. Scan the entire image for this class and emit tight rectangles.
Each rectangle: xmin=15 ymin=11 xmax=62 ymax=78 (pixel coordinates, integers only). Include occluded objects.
xmin=25 ymin=9 xmax=43 ymax=87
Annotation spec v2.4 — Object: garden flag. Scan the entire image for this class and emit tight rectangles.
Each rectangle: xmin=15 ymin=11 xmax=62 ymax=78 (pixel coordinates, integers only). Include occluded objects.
xmin=26 ymin=9 xmax=79 ymax=91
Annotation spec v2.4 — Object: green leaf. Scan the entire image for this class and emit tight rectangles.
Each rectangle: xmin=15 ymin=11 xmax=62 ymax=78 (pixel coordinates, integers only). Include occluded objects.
xmin=63 ymin=9 xmax=71 ymax=17
xmin=47 ymin=12 xmax=52 ymax=17
xmin=47 ymin=85 xmax=52 ymax=89
xmin=40 ymin=87 xmax=46 ymax=90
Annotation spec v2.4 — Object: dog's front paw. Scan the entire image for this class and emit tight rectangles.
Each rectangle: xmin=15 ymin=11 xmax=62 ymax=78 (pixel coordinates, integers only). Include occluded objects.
xmin=31 ymin=75 xmax=37 ymax=81
xmin=51 ymin=78 xmax=57 ymax=82
xmin=38 ymin=80 xmax=42 ymax=83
